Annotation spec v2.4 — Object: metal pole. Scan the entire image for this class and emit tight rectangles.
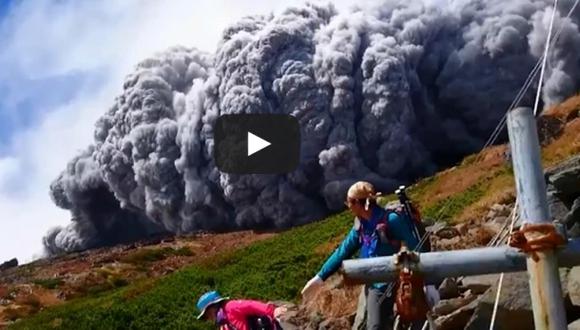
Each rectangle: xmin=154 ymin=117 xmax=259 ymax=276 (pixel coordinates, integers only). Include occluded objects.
xmin=341 ymin=239 xmax=580 ymax=284
xmin=507 ymin=107 xmax=567 ymax=330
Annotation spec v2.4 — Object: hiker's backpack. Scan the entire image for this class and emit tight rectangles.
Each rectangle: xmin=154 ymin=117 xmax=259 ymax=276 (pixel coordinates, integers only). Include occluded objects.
xmin=246 ymin=315 xmax=282 ymax=330
xmin=398 ymin=202 xmax=431 ymax=253
xmin=356 ymin=205 xmax=430 ymax=256
xmin=356 ymin=209 xmax=401 ymax=258
xmin=224 ymin=316 xmax=282 ymax=330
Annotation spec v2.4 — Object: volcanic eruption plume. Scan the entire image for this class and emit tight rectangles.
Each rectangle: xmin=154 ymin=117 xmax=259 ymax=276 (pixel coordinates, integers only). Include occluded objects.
xmin=45 ymin=0 xmax=580 ymax=254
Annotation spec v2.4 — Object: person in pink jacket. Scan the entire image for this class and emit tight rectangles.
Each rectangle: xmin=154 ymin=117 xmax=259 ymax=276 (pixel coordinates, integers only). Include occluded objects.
xmin=196 ymin=291 xmax=287 ymax=330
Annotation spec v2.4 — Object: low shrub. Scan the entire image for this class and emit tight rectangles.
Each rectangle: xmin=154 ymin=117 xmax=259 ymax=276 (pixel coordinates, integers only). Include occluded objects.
xmin=32 ymin=278 xmax=63 ymax=290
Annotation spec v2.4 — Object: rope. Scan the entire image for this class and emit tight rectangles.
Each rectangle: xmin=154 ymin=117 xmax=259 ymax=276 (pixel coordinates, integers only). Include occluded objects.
xmin=481 ymin=0 xmax=580 ymax=144
xmin=440 ymin=0 xmax=579 ymax=288
xmin=432 ymin=4 xmax=575 ymax=327
xmin=536 ymin=0 xmax=580 ymax=118
xmin=454 ymin=203 xmax=518 ymax=285
xmin=488 ymin=9 xmax=570 ymax=318
xmin=362 ymin=1 xmax=579 ymax=327
xmin=489 ymin=203 xmax=519 ymax=330
xmin=489 ymin=274 xmax=505 ymax=330
xmin=533 ymin=0 xmax=560 ymax=117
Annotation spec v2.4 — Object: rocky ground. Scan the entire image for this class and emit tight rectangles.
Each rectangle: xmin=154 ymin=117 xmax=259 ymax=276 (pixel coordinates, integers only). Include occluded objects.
xmin=276 ymin=155 xmax=580 ymax=330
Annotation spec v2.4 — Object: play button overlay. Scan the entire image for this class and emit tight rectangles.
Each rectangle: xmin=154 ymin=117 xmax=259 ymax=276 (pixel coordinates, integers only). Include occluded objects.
xmin=215 ymin=114 xmax=300 ymax=174
xmin=247 ymin=132 xmax=271 ymax=156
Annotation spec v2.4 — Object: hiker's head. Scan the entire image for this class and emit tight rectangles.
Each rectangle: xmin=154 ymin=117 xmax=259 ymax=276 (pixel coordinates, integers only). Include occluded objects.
xmin=345 ymin=181 xmax=380 ymax=219
xmin=196 ymin=291 xmax=228 ymax=321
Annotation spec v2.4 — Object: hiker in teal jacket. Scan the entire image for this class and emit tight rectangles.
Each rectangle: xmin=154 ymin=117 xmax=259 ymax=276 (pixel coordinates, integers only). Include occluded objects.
xmin=317 ymin=205 xmax=419 ymax=285
xmin=300 ymin=181 xmax=429 ymax=330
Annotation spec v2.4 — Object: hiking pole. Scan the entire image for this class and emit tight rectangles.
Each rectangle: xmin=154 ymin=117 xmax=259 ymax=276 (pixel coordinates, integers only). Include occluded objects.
xmin=396 ymin=185 xmax=424 ymax=249
xmin=379 ymin=187 xmax=434 ymax=304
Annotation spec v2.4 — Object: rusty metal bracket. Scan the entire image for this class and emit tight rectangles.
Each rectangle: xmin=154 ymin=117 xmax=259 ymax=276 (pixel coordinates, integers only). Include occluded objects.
xmin=509 ymin=223 xmax=567 ymax=262
xmin=393 ymin=244 xmax=421 ymax=269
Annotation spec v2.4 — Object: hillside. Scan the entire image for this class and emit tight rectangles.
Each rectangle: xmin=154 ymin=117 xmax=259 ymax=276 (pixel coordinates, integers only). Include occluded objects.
xmin=1 ymin=99 xmax=580 ymax=330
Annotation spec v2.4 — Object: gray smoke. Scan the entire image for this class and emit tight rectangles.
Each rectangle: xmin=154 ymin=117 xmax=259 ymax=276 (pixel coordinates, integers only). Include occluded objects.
xmin=45 ymin=0 xmax=580 ymax=254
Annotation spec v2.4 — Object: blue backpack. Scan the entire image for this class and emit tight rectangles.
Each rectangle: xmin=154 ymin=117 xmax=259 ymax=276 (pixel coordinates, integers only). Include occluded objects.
xmin=357 ymin=208 xmax=402 ymax=258
xmin=357 ymin=205 xmax=430 ymax=257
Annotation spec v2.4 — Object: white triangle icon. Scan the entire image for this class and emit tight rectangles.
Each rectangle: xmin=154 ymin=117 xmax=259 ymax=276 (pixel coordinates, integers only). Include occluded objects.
xmin=247 ymin=131 xmax=271 ymax=156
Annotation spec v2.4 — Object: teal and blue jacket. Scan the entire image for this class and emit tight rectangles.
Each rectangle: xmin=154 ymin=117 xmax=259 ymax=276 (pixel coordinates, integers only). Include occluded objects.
xmin=316 ymin=205 xmax=420 ymax=289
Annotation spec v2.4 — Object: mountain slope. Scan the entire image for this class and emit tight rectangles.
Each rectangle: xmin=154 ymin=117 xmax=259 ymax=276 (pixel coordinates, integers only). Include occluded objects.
xmin=4 ymin=98 xmax=580 ymax=330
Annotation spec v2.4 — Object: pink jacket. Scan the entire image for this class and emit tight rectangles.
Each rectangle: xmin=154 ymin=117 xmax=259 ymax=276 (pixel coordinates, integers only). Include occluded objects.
xmin=219 ymin=300 xmax=276 ymax=330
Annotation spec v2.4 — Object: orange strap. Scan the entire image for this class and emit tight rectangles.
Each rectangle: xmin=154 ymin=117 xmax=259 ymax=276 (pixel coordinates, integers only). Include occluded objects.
xmin=509 ymin=223 xmax=566 ymax=262
xmin=395 ymin=268 xmax=429 ymax=323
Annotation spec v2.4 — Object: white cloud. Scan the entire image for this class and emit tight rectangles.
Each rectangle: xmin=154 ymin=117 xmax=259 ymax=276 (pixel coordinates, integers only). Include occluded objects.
xmin=0 ymin=0 xmax=356 ymax=263
xmin=0 ymin=157 xmax=18 ymax=187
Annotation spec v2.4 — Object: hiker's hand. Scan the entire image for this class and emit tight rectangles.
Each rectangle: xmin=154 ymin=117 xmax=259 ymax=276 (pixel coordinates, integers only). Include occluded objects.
xmin=301 ymin=275 xmax=323 ymax=299
xmin=274 ymin=306 xmax=288 ymax=320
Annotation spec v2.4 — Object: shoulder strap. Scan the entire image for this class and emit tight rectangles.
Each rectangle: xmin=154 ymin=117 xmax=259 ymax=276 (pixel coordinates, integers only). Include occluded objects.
xmin=218 ymin=307 xmax=238 ymax=330
xmin=380 ymin=208 xmax=401 ymax=248
xmin=355 ymin=209 xmax=392 ymax=234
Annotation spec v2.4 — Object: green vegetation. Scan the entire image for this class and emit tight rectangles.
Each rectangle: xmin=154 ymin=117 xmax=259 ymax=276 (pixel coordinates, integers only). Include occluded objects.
xmin=7 ymin=166 xmax=503 ymax=329
xmin=32 ymin=278 xmax=64 ymax=290
xmin=378 ymin=193 xmax=398 ymax=205
xmin=108 ymin=277 xmax=130 ymax=289
xmin=10 ymin=213 xmax=352 ymax=330
xmin=421 ymin=184 xmax=486 ymax=222
xmin=407 ymin=175 xmax=438 ymax=202
xmin=120 ymin=246 xmax=193 ymax=264
xmin=420 ymin=165 xmax=515 ymax=223
xmin=9 ymin=107 xmax=579 ymax=329
xmin=72 ymin=272 xmax=130 ymax=298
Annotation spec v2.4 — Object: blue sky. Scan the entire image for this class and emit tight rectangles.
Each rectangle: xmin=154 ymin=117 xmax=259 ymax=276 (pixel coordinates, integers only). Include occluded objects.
xmin=0 ymin=0 xmax=15 ymax=18
xmin=0 ymin=71 xmax=106 ymax=154
xmin=0 ymin=0 xmax=20 ymax=152
xmin=0 ymin=0 xmax=356 ymax=264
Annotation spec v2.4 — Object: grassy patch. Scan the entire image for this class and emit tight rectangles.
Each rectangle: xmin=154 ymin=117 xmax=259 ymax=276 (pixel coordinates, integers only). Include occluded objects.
xmin=120 ymin=246 xmax=193 ymax=264
xmin=408 ymin=146 xmax=507 ymax=210
xmin=407 ymin=176 xmax=438 ymax=203
xmin=32 ymin=278 xmax=64 ymax=290
xmin=378 ymin=193 xmax=398 ymax=205
xmin=173 ymin=247 xmax=194 ymax=257
xmin=108 ymin=276 xmax=129 ymax=289
xmin=9 ymin=213 xmax=352 ymax=330
xmin=542 ymin=119 xmax=580 ymax=166
xmin=457 ymin=168 xmax=516 ymax=221
xmin=420 ymin=164 xmax=516 ymax=223
xmin=421 ymin=183 xmax=486 ymax=223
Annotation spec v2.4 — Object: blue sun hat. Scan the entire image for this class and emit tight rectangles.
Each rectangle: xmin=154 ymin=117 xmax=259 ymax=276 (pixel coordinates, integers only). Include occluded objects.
xmin=196 ymin=291 xmax=229 ymax=319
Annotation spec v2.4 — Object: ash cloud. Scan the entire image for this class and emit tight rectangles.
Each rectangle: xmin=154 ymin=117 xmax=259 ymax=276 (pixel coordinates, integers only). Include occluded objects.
xmin=45 ymin=0 xmax=580 ymax=254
